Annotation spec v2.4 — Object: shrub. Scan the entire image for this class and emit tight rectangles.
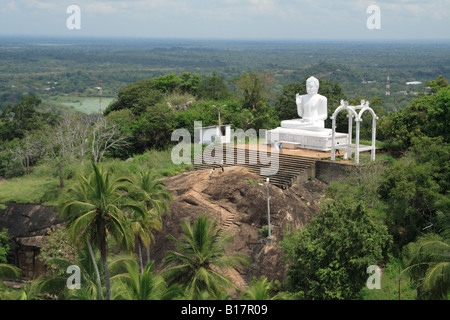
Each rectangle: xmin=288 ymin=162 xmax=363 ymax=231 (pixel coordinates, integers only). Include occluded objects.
xmin=0 ymin=228 xmax=11 ymax=263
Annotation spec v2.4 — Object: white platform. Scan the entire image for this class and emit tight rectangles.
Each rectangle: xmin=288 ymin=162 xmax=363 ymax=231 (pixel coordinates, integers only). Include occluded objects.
xmin=266 ymin=127 xmax=349 ymax=152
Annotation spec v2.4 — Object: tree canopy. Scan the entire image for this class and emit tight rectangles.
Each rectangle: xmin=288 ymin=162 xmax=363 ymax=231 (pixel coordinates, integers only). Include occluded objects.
xmin=282 ymin=201 xmax=391 ymax=300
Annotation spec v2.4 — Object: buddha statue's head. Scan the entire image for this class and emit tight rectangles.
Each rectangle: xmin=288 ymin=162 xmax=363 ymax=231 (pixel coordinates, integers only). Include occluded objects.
xmin=306 ymin=76 xmax=319 ymax=95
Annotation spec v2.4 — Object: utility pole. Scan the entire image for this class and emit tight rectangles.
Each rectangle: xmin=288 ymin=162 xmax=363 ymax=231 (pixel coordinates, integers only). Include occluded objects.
xmin=98 ymin=79 xmax=103 ymax=119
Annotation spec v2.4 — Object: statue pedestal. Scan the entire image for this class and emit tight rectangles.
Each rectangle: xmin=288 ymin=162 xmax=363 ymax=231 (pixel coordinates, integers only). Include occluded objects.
xmin=266 ymin=127 xmax=348 ymax=152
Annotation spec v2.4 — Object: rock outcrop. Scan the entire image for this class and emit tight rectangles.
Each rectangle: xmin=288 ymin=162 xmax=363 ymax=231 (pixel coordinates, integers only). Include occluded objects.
xmin=150 ymin=166 xmax=326 ymax=291
xmin=0 ymin=203 xmax=62 ymax=278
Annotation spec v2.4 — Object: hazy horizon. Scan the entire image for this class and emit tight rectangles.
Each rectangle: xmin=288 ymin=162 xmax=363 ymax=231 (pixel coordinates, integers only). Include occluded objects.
xmin=1 ymin=1 xmax=449 ymax=41
xmin=2 ymin=34 xmax=450 ymax=44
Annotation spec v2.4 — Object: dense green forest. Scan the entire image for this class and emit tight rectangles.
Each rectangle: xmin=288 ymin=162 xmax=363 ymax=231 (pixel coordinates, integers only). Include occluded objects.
xmin=0 ymin=38 xmax=449 ymax=301
xmin=1 ymin=37 xmax=450 ymax=110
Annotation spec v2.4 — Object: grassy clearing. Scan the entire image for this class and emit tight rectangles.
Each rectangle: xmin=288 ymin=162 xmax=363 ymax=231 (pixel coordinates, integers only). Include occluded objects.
xmin=44 ymin=96 xmax=115 ymax=114
xmin=360 ymin=256 xmax=416 ymax=300
xmin=351 ymin=139 xmax=388 ymax=149
xmin=0 ymin=148 xmax=192 ymax=206
xmin=0 ymin=174 xmax=61 ymax=206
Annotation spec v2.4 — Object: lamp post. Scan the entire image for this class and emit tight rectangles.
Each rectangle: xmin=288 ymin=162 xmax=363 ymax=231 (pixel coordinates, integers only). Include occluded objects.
xmin=259 ymin=177 xmax=271 ymax=244
xmin=212 ymin=104 xmax=226 ymax=128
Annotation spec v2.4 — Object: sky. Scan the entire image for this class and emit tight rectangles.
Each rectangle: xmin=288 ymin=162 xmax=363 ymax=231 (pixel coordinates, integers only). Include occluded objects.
xmin=0 ymin=0 xmax=449 ymax=40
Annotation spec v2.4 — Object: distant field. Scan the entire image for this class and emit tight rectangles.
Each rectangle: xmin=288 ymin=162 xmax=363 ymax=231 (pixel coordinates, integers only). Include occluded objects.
xmin=45 ymin=96 xmax=115 ymax=114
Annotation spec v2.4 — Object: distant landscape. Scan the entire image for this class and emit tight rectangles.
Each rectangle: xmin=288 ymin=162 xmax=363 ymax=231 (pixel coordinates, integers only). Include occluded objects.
xmin=1 ymin=37 xmax=450 ymax=111
xmin=0 ymin=36 xmax=448 ymax=302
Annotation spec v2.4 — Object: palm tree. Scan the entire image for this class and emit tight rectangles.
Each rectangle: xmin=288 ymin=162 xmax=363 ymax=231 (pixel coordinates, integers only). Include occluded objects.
xmin=239 ymin=277 xmax=292 ymax=300
xmin=60 ymin=162 xmax=144 ymax=300
xmin=0 ymin=264 xmax=47 ymax=300
xmin=37 ymin=245 xmax=105 ymax=300
xmin=109 ymin=255 xmax=181 ymax=300
xmin=137 ymin=171 xmax=172 ymax=219
xmin=0 ymin=263 xmax=20 ymax=280
xmin=131 ymin=171 xmax=172 ymax=265
xmin=402 ymin=233 xmax=450 ymax=300
xmin=11 ymin=280 xmax=43 ymax=300
xmin=162 ymin=215 xmax=249 ymax=299
xmin=0 ymin=263 xmax=21 ymax=300
xmin=128 ymin=210 xmax=161 ymax=274
xmin=240 ymin=276 xmax=272 ymax=300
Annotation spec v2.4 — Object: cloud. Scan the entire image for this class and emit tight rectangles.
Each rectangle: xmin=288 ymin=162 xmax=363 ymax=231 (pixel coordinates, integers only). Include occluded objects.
xmin=0 ymin=0 xmax=54 ymax=11
xmin=2 ymin=1 xmax=18 ymax=12
xmin=84 ymin=1 xmax=130 ymax=15
xmin=0 ymin=0 xmax=449 ymax=39
xmin=376 ymin=0 xmax=450 ymax=19
xmin=27 ymin=0 xmax=56 ymax=10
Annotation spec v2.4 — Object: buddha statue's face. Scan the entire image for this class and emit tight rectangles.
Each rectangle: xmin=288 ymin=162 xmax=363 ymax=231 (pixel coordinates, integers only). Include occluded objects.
xmin=306 ymin=79 xmax=319 ymax=95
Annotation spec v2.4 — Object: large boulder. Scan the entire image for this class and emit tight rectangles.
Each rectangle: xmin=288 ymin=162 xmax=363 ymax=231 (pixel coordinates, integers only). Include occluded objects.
xmin=150 ymin=166 xmax=326 ymax=290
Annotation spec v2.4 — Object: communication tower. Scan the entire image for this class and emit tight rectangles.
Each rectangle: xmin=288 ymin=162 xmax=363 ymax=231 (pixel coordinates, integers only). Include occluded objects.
xmin=98 ymin=79 xmax=103 ymax=117
xmin=385 ymin=71 xmax=390 ymax=96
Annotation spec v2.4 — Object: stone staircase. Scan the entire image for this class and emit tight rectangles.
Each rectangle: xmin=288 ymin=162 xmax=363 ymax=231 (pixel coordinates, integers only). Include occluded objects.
xmin=193 ymin=147 xmax=316 ymax=189
xmin=222 ymin=209 xmax=237 ymax=230
xmin=191 ymin=146 xmax=316 ymax=290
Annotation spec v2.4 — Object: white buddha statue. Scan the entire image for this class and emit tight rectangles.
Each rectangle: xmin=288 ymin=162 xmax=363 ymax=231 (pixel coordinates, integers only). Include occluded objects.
xmin=280 ymin=76 xmax=327 ymax=130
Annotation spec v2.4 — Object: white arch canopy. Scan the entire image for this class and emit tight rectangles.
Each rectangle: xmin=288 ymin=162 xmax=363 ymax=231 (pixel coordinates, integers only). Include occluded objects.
xmin=330 ymin=100 xmax=379 ymax=164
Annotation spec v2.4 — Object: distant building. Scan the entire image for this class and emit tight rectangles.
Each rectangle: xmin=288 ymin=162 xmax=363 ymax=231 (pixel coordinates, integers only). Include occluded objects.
xmin=406 ymin=81 xmax=422 ymax=85
xmin=196 ymin=124 xmax=232 ymax=145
